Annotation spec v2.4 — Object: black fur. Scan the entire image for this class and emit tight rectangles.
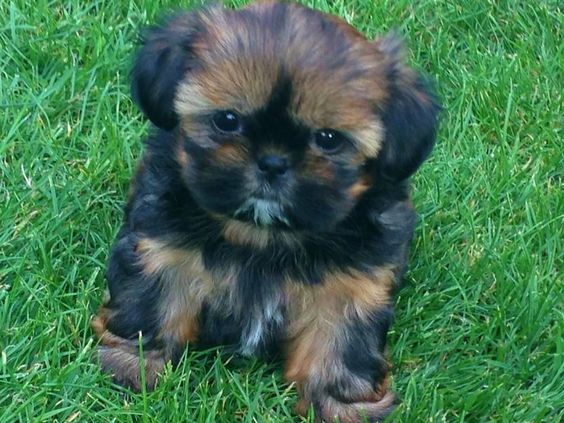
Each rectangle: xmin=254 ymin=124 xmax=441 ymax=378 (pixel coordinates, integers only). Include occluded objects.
xmin=104 ymin=230 xmax=161 ymax=344
xmin=377 ymin=75 xmax=440 ymax=182
xmin=131 ymin=12 xmax=203 ymax=130
xmin=340 ymin=307 xmax=394 ymax=395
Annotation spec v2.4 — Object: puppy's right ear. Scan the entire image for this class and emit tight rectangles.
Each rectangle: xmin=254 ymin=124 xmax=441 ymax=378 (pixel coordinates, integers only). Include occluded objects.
xmin=131 ymin=11 xmax=204 ymax=130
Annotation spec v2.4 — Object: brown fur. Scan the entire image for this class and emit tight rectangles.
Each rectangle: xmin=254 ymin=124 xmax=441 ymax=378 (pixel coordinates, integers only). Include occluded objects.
xmin=284 ymin=267 xmax=396 ymax=421
xmin=174 ymin=2 xmax=388 ymax=158
xmin=91 ymin=307 xmax=114 ymax=344
xmin=136 ymin=238 xmax=210 ymax=345
xmin=299 ymin=152 xmax=337 ymax=182
xmin=214 ymin=142 xmax=250 ymax=166
xmin=347 ymin=175 xmax=372 ymax=200
xmin=222 ymin=219 xmax=272 ymax=249
xmin=175 ymin=137 xmax=190 ymax=168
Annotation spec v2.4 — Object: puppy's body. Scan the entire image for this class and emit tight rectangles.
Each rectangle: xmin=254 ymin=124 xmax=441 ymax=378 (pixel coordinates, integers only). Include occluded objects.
xmin=93 ymin=2 xmax=439 ymax=422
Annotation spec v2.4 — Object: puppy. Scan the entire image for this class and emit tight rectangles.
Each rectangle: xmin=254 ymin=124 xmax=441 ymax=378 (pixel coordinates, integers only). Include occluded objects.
xmin=92 ymin=2 xmax=440 ymax=421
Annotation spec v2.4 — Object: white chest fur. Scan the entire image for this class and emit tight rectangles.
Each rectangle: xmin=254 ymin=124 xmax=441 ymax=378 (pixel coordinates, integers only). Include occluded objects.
xmin=239 ymin=293 xmax=284 ymax=356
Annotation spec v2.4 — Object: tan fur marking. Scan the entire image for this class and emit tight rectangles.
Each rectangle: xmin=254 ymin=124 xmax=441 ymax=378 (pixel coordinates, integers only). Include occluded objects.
xmin=175 ymin=82 xmax=217 ymax=117
xmin=159 ymin=306 xmax=200 ymax=345
xmin=175 ymin=62 xmax=277 ymax=115
xmin=136 ymin=238 xmax=194 ymax=275
xmin=91 ymin=309 xmax=124 ymax=348
xmin=300 ymin=157 xmax=333 ymax=183
xmin=91 ymin=308 xmax=109 ymax=337
xmin=215 ymin=142 xmax=249 ymax=166
xmin=347 ymin=175 xmax=371 ymax=200
xmin=349 ymin=120 xmax=385 ymax=157
xmin=284 ymin=314 xmax=336 ymax=383
xmin=287 ymin=267 xmax=395 ymax=326
xmin=223 ymin=219 xmax=271 ymax=249
xmin=220 ymin=218 xmax=302 ymax=249
xmin=175 ymin=140 xmax=190 ymax=169
xmin=136 ymin=238 xmax=213 ymax=345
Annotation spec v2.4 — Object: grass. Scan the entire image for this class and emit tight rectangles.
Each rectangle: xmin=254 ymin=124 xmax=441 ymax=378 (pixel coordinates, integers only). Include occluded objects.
xmin=0 ymin=0 xmax=562 ymax=421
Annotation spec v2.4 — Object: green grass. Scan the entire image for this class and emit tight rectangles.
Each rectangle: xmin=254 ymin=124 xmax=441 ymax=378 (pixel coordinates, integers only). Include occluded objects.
xmin=1 ymin=0 xmax=562 ymax=421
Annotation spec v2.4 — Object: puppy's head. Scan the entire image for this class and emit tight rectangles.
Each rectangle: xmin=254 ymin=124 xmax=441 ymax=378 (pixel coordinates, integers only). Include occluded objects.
xmin=132 ymin=2 xmax=440 ymax=232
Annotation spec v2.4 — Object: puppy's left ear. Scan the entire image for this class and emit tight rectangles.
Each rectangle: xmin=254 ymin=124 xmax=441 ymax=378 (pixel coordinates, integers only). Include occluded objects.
xmin=375 ymin=34 xmax=441 ymax=181
xmin=131 ymin=11 xmax=204 ymax=130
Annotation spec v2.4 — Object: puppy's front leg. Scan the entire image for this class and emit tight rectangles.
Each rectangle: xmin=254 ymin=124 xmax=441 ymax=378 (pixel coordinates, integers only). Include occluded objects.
xmin=285 ymin=269 xmax=398 ymax=422
xmin=92 ymin=230 xmax=209 ymax=391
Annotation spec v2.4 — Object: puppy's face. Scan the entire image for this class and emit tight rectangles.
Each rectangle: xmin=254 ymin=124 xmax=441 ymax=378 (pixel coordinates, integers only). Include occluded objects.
xmin=132 ymin=2 xmax=439 ymax=232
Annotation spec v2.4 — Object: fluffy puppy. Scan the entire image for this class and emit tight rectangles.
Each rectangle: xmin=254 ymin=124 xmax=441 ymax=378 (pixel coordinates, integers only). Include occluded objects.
xmin=92 ymin=2 xmax=440 ymax=422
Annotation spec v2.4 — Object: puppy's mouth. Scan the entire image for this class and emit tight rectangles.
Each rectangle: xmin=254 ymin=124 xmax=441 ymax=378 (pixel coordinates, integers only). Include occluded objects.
xmin=234 ymin=197 xmax=290 ymax=227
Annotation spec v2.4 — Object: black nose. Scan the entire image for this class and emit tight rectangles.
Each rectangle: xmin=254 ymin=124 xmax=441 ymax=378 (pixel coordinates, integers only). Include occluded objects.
xmin=257 ymin=154 xmax=289 ymax=177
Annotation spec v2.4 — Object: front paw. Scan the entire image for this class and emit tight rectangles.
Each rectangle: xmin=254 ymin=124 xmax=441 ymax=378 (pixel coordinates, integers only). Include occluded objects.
xmin=324 ymin=391 xmax=397 ymax=423
xmin=97 ymin=345 xmax=166 ymax=392
xmin=297 ymin=390 xmax=397 ymax=423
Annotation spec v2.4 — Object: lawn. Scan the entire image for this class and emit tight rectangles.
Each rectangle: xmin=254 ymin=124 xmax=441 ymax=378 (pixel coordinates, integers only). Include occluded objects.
xmin=0 ymin=0 xmax=562 ymax=421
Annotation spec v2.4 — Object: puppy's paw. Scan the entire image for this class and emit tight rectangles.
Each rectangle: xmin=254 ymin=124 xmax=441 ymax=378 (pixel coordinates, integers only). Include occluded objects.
xmin=297 ymin=391 xmax=397 ymax=423
xmin=97 ymin=345 xmax=166 ymax=392
xmin=93 ymin=314 xmax=166 ymax=391
xmin=321 ymin=391 xmax=397 ymax=423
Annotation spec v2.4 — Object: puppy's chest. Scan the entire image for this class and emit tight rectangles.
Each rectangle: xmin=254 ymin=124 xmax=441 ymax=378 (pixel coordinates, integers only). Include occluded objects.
xmin=199 ymin=273 xmax=286 ymax=357
xmin=164 ymin=257 xmax=288 ymax=356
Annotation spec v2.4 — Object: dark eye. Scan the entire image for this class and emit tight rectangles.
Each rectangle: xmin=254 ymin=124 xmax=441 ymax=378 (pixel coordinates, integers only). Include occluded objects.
xmin=212 ymin=111 xmax=241 ymax=133
xmin=314 ymin=129 xmax=347 ymax=153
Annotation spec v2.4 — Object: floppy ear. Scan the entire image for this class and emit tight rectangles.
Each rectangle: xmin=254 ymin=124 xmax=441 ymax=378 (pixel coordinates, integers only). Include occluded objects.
xmin=375 ymin=34 xmax=441 ymax=181
xmin=131 ymin=11 xmax=204 ymax=130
